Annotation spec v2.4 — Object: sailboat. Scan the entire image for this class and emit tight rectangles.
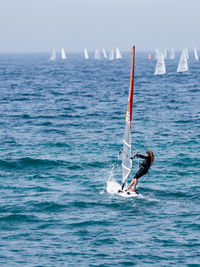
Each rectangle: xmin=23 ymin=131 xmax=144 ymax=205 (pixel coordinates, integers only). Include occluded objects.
xmin=193 ymin=47 xmax=199 ymax=61
xmin=154 ymin=51 xmax=166 ymax=75
xmin=94 ymin=49 xmax=100 ymax=59
xmin=169 ymin=48 xmax=175 ymax=59
xmin=61 ymin=48 xmax=66 ymax=60
xmin=163 ymin=48 xmax=167 ymax=59
xmin=177 ymin=49 xmax=188 ymax=72
xmin=109 ymin=49 xmax=114 ymax=60
xmin=84 ymin=48 xmax=89 ymax=59
xmin=102 ymin=48 xmax=107 ymax=59
xmin=119 ymin=46 xmax=135 ymax=193
xmin=116 ymin=48 xmax=122 ymax=59
xmin=184 ymin=48 xmax=189 ymax=59
xmin=49 ymin=49 xmax=56 ymax=61
xmin=155 ymin=48 xmax=159 ymax=60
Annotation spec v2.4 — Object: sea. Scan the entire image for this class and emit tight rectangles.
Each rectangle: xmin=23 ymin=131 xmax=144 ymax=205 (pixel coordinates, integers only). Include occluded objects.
xmin=0 ymin=51 xmax=199 ymax=266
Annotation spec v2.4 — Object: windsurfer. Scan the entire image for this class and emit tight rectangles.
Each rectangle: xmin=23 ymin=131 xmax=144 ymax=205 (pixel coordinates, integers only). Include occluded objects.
xmin=125 ymin=150 xmax=154 ymax=192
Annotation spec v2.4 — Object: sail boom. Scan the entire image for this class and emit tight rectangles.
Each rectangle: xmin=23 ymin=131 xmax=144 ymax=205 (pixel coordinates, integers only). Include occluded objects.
xmin=123 ymin=139 xmax=131 ymax=148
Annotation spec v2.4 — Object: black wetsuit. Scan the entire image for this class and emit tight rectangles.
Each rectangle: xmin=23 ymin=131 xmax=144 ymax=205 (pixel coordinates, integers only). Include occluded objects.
xmin=134 ymin=154 xmax=151 ymax=179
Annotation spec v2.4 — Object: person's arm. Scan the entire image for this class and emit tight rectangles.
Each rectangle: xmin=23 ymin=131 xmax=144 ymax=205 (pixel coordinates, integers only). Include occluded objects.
xmin=133 ymin=151 xmax=147 ymax=159
xmin=136 ymin=154 xmax=147 ymax=159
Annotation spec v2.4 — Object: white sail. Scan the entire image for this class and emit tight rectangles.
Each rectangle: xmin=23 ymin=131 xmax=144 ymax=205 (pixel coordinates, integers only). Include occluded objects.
xmin=194 ymin=47 xmax=199 ymax=61
xmin=177 ymin=49 xmax=188 ymax=72
xmin=163 ymin=48 xmax=167 ymax=59
xmin=116 ymin=48 xmax=122 ymax=59
xmin=49 ymin=49 xmax=56 ymax=61
xmin=109 ymin=49 xmax=114 ymax=60
xmin=61 ymin=48 xmax=66 ymax=60
xmin=155 ymin=48 xmax=159 ymax=60
xmin=84 ymin=48 xmax=89 ymax=59
xmin=122 ymin=121 xmax=132 ymax=187
xmin=154 ymin=51 xmax=166 ymax=75
xmin=102 ymin=48 xmax=107 ymax=58
xmin=169 ymin=48 xmax=175 ymax=59
xmin=94 ymin=49 xmax=100 ymax=59
xmin=184 ymin=48 xmax=189 ymax=59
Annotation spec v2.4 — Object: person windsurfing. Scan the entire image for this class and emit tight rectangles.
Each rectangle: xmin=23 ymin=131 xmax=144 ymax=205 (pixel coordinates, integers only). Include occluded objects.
xmin=125 ymin=150 xmax=154 ymax=192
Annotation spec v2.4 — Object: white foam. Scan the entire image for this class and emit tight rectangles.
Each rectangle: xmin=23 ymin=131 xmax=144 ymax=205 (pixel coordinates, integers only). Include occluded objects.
xmin=106 ymin=178 xmax=140 ymax=198
xmin=104 ymin=166 xmax=142 ymax=198
xmin=106 ymin=179 xmax=121 ymax=194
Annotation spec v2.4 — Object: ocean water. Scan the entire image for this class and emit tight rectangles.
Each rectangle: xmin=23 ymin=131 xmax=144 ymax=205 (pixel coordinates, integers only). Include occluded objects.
xmin=0 ymin=51 xmax=199 ymax=266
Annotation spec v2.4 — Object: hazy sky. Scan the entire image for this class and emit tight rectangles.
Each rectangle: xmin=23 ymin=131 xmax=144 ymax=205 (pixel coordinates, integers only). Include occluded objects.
xmin=0 ymin=0 xmax=199 ymax=52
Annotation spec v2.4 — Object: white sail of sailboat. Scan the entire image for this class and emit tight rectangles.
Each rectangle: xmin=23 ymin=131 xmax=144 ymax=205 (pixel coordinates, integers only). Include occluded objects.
xmin=116 ymin=48 xmax=122 ymax=59
xmin=120 ymin=46 xmax=135 ymax=190
xmin=102 ymin=48 xmax=107 ymax=59
xmin=49 ymin=49 xmax=56 ymax=61
xmin=184 ymin=48 xmax=189 ymax=59
xmin=84 ymin=48 xmax=89 ymax=59
xmin=109 ymin=49 xmax=114 ymax=60
xmin=94 ymin=49 xmax=100 ymax=59
xmin=163 ymin=48 xmax=167 ymax=59
xmin=154 ymin=51 xmax=166 ymax=75
xmin=155 ymin=48 xmax=159 ymax=60
xmin=61 ymin=48 xmax=66 ymax=60
xmin=169 ymin=48 xmax=175 ymax=59
xmin=193 ymin=47 xmax=199 ymax=61
xmin=177 ymin=49 xmax=188 ymax=72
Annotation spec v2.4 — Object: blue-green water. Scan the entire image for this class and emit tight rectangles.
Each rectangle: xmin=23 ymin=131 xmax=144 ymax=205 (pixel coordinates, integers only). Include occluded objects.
xmin=0 ymin=52 xmax=199 ymax=266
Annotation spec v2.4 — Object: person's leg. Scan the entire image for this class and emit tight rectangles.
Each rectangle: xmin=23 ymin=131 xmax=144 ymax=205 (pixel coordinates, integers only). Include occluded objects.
xmin=130 ymin=178 xmax=138 ymax=192
xmin=126 ymin=178 xmax=137 ymax=191
xmin=125 ymin=167 xmax=147 ymax=191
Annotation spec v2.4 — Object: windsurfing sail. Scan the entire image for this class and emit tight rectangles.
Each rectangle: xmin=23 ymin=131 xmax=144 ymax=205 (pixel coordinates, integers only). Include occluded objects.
xmin=121 ymin=46 xmax=135 ymax=189
xmin=61 ymin=48 xmax=66 ymax=60
xmin=49 ymin=49 xmax=56 ymax=61
xmin=116 ymin=48 xmax=122 ymax=59
xmin=177 ymin=49 xmax=188 ymax=72
xmin=194 ymin=47 xmax=199 ymax=61
xmin=154 ymin=51 xmax=166 ymax=75
xmin=84 ymin=48 xmax=89 ymax=59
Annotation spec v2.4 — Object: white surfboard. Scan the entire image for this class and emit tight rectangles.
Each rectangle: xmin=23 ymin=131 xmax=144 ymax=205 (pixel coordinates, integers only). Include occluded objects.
xmin=117 ymin=190 xmax=139 ymax=197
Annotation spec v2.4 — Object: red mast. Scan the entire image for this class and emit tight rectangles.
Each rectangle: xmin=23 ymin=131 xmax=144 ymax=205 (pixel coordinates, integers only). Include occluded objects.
xmin=126 ymin=46 xmax=135 ymax=125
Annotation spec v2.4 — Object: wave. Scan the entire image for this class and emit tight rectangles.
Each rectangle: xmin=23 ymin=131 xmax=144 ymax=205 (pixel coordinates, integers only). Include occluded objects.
xmin=0 ymin=157 xmax=67 ymax=169
xmin=33 ymin=201 xmax=67 ymax=212
xmin=0 ymin=213 xmax=38 ymax=223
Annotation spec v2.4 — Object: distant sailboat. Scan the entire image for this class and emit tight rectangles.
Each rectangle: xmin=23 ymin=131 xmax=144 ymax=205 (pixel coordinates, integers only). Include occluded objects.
xmin=163 ymin=48 xmax=167 ymax=59
xmin=94 ymin=49 xmax=100 ymax=59
xmin=102 ymin=48 xmax=107 ymax=59
xmin=49 ymin=49 xmax=56 ymax=61
xmin=109 ymin=49 xmax=114 ymax=60
xmin=184 ymin=48 xmax=189 ymax=59
xmin=84 ymin=48 xmax=89 ymax=59
xmin=116 ymin=48 xmax=122 ymax=59
xmin=61 ymin=48 xmax=66 ymax=60
xmin=177 ymin=49 xmax=188 ymax=72
xmin=154 ymin=51 xmax=166 ymax=75
xmin=155 ymin=48 xmax=159 ymax=60
xmin=193 ymin=47 xmax=199 ymax=61
xmin=169 ymin=48 xmax=175 ymax=59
